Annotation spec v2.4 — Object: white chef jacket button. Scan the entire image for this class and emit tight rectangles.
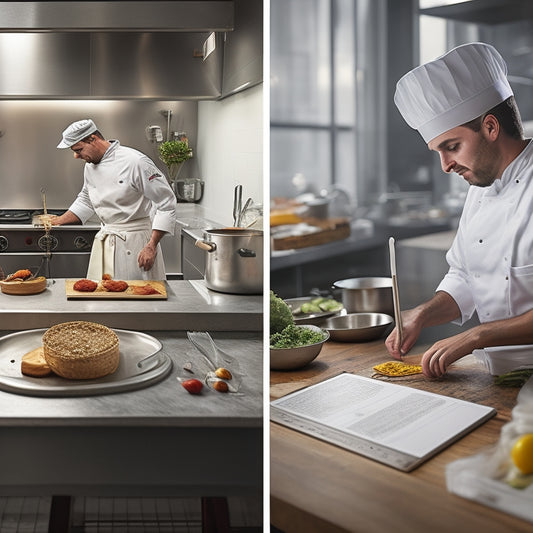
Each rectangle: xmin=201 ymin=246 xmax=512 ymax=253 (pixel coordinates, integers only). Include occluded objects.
xmin=127 ymin=250 xmax=131 ymax=255
xmin=479 ymin=239 xmax=483 ymax=243
xmin=505 ymin=275 xmax=509 ymax=280
xmin=516 ymin=179 xmax=520 ymax=183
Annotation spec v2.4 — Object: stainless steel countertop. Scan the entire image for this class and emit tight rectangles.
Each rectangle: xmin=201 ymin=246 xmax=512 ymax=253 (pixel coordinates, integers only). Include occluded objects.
xmin=0 ymin=279 xmax=262 ymax=331
xmin=0 ymin=331 xmax=262 ymax=428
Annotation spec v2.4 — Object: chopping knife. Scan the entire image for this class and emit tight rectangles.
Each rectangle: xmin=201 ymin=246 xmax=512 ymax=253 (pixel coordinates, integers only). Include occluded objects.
xmin=388 ymin=237 xmax=403 ymax=353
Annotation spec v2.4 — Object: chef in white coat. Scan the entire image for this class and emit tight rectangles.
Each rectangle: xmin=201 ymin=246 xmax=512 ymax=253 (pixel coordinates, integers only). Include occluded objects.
xmin=54 ymin=119 xmax=177 ymax=280
xmin=386 ymin=42 xmax=533 ymax=378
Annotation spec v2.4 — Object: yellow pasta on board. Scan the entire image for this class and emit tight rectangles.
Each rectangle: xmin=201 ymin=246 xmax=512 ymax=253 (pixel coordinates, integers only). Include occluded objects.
xmin=373 ymin=361 xmax=423 ymax=377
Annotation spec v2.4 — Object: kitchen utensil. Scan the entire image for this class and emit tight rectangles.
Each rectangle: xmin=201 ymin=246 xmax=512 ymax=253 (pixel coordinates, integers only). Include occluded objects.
xmin=389 ymin=237 xmax=403 ymax=348
xmin=270 ymin=325 xmax=329 ymax=370
xmin=187 ymin=331 xmax=242 ymax=373
xmin=0 ymin=328 xmax=171 ymax=397
xmin=239 ymin=197 xmax=253 ymax=226
xmin=333 ymin=277 xmax=394 ymax=315
xmin=194 ymin=228 xmax=263 ymax=294
xmin=65 ymin=280 xmax=167 ymax=299
xmin=233 ymin=184 xmax=243 ymax=226
xmin=41 ymin=187 xmax=47 ymax=215
xmin=187 ymin=331 xmax=243 ymax=391
xmin=318 ymin=313 xmax=393 ymax=342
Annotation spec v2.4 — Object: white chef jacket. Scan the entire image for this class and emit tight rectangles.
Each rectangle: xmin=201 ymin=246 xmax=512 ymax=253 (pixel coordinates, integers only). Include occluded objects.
xmin=437 ymin=139 xmax=533 ymax=325
xmin=68 ymin=140 xmax=177 ymax=279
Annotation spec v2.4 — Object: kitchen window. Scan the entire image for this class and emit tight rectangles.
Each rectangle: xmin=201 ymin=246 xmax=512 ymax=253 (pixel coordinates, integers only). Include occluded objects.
xmin=270 ymin=0 xmax=360 ymax=203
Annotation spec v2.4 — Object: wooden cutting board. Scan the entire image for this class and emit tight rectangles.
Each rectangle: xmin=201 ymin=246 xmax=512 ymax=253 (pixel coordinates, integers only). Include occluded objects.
xmin=271 ymin=217 xmax=351 ymax=251
xmin=65 ymin=279 xmax=167 ymax=299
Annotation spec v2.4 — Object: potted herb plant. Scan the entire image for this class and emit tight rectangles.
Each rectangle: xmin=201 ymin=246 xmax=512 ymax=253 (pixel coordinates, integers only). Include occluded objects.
xmin=158 ymin=140 xmax=193 ymax=184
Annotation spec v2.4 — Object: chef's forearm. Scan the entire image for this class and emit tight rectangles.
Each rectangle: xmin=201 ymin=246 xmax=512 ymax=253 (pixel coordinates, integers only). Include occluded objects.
xmin=146 ymin=229 xmax=166 ymax=249
xmin=53 ymin=210 xmax=82 ymax=225
xmin=413 ymin=290 xmax=462 ymax=329
xmin=474 ymin=308 xmax=533 ymax=348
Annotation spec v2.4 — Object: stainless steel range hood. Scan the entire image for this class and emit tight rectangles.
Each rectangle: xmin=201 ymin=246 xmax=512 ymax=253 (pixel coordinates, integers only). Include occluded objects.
xmin=0 ymin=1 xmax=234 ymax=32
xmin=0 ymin=0 xmax=262 ymax=100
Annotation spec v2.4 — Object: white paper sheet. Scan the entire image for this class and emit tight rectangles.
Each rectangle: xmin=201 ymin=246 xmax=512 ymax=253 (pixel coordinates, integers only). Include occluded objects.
xmin=271 ymin=373 xmax=496 ymax=470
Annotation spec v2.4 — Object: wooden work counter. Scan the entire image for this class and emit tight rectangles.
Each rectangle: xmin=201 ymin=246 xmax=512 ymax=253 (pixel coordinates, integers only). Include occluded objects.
xmin=270 ymin=340 xmax=531 ymax=533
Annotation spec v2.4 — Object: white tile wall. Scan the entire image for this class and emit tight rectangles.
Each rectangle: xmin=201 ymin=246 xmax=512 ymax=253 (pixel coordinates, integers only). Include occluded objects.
xmin=197 ymin=84 xmax=264 ymax=226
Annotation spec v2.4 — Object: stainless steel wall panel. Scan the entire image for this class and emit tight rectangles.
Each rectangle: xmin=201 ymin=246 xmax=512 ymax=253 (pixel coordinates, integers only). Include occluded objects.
xmin=0 ymin=99 xmax=198 ymax=209
xmin=0 ymin=33 xmax=90 ymax=97
xmin=89 ymin=33 xmax=223 ymax=99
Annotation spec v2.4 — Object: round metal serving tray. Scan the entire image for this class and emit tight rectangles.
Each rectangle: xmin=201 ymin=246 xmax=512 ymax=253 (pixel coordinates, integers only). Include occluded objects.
xmin=0 ymin=328 xmax=172 ymax=397
xmin=284 ymin=297 xmax=344 ymax=326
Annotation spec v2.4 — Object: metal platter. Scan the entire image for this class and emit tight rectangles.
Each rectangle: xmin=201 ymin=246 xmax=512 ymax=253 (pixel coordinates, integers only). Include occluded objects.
xmin=0 ymin=328 xmax=172 ymax=397
xmin=284 ymin=297 xmax=344 ymax=326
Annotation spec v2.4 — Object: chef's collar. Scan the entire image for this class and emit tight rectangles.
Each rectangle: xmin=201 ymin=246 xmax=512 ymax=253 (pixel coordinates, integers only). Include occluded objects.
xmin=490 ymin=138 xmax=533 ymax=194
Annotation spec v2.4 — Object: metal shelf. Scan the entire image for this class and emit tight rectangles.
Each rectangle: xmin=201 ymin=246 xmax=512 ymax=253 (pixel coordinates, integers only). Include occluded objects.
xmin=419 ymin=0 xmax=533 ymax=25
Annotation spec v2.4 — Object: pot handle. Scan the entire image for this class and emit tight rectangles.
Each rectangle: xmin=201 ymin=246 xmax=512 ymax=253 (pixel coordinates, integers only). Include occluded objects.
xmin=195 ymin=239 xmax=216 ymax=252
xmin=238 ymin=248 xmax=256 ymax=258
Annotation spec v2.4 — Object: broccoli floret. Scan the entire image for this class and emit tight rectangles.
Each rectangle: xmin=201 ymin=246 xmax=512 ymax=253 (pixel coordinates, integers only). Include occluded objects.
xmin=270 ymin=290 xmax=294 ymax=334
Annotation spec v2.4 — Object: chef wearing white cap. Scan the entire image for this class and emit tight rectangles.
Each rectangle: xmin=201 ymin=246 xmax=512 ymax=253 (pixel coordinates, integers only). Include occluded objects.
xmin=386 ymin=42 xmax=533 ymax=378
xmin=54 ymin=119 xmax=177 ymax=280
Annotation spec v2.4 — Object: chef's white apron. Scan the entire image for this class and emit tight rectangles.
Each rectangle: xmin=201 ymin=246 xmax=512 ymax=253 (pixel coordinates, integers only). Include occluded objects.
xmin=86 ymin=217 xmax=166 ymax=280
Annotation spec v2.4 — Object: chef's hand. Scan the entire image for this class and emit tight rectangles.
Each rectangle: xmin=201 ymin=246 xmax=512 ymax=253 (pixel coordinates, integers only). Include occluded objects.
xmin=385 ymin=308 xmax=423 ymax=360
xmin=138 ymin=243 xmax=157 ymax=271
xmin=421 ymin=328 xmax=481 ymax=378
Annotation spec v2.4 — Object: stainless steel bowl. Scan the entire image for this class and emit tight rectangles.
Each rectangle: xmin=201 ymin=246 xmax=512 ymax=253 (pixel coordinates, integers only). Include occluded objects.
xmin=318 ymin=313 xmax=393 ymax=342
xmin=270 ymin=325 xmax=329 ymax=370
xmin=333 ymin=277 xmax=394 ymax=315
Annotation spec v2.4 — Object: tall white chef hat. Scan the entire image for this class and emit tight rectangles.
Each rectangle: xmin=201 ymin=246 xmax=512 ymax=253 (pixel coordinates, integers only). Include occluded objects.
xmin=394 ymin=42 xmax=513 ymax=144
xmin=57 ymin=119 xmax=98 ymax=149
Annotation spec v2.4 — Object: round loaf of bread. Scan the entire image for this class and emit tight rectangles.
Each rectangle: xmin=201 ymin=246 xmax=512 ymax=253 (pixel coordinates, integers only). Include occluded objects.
xmin=42 ymin=321 xmax=119 ymax=379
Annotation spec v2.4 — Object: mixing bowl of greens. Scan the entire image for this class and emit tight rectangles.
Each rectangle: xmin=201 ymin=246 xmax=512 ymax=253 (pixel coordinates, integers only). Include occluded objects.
xmin=270 ymin=291 xmax=329 ymax=370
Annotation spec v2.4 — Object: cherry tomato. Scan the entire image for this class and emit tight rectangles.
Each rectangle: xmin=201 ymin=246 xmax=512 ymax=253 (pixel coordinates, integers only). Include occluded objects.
xmin=181 ymin=378 xmax=203 ymax=394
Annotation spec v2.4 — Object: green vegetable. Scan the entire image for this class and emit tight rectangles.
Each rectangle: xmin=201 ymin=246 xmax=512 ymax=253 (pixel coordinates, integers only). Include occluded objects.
xmin=270 ymin=324 xmax=327 ymax=349
xmin=494 ymin=369 xmax=533 ymax=387
xmin=319 ymin=300 xmax=344 ymax=312
xmin=296 ymin=297 xmax=343 ymax=316
xmin=301 ymin=302 xmax=321 ymax=314
xmin=270 ymin=290 xmax=294 ymax=334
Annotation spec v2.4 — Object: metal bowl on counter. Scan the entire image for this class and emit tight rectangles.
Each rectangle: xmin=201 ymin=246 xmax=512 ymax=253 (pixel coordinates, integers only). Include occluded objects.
xmin=333 ymin=277 xmax=394 ymax=315
xmin=317 ymin=313 xmax=393 ymax=342
xmin=270 ymin=325 xmax=329 ymax=370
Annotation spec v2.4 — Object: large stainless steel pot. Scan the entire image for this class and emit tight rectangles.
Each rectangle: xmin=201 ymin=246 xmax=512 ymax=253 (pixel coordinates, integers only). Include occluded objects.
xmin=195 ymin=228 xmax=263 ymax=294
xmin=332 ymin=277 xmax=394 ymax=315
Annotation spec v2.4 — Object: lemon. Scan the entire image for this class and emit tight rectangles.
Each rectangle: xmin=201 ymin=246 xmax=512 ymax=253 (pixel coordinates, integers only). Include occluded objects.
xmin=511 ymin=434 xmax=533 ymax=474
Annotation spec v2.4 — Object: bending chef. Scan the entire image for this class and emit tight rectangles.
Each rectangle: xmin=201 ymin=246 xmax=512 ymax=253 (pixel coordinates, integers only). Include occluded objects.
xmin=54 ymin=119 xmax=177 ymax=280
xmin=387 ymin=42 xmax=533 ymax=378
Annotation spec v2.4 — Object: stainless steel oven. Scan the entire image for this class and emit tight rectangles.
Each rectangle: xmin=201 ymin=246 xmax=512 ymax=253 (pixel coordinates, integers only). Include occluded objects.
xmin=0 ymin=210 xmax=98 ymax=279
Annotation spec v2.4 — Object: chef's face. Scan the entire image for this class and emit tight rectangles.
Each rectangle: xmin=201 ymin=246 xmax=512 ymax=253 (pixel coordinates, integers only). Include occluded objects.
xmin=428 ymin=124 xmax=499 ymax=187
xmin=70 ymin=136 xmax=103 ymax=164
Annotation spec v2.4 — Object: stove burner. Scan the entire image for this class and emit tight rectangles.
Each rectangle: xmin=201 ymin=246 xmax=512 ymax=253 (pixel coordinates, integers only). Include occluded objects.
xmin=31 ymin=209 xmax=66 ymax=218
xmin=0 ymin=210 xmax=32 ymax=224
